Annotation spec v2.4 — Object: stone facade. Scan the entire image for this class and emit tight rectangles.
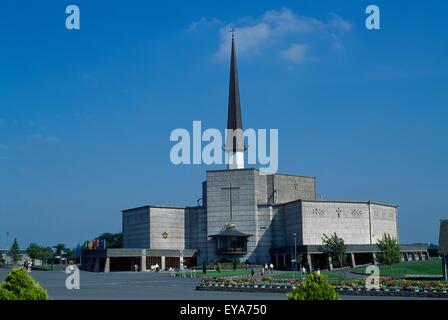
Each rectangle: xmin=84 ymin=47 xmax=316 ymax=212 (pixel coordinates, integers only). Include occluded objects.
xmin=123 ymin=205 xmax=186 ymax=250
xmin=300 ymin=200 xmax=398 ymax=246
xmin=120 ymin=168 xmax=402 ymax=266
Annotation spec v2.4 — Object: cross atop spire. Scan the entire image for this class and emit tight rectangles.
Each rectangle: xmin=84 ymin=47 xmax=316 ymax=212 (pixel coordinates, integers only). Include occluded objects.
xmin=230 ymin=27 xmax=236 ymax=39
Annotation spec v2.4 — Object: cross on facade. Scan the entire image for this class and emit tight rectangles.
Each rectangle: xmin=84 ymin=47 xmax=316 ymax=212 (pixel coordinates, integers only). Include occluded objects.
xmin=221 ymin=182 xmax=240 ymax=221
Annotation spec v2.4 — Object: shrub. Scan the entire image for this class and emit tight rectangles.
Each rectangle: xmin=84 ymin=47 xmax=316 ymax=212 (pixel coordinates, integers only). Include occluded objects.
xmin=233 ymin=260 xmax=237 ymax=271
xmin=0 ymin=267 xmax=48 ymax=300
xmin=287 ymin=273 xmax=339 ymax=301
xmin=216 ymin=263 xmax=222 ymax=272
xmin=0 ymin=287 xmax=16 ymax=300
xmin=202 ymin=262 xmax=207 ymax=274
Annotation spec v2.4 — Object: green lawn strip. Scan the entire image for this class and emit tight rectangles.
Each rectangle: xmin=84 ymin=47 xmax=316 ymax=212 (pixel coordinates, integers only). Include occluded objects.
xmin=271 ymin=271 xmax=357 ymax=281
xmin=32 ymin=265 xmax=66 ymax=271
xmin=352 ymin=258 xmax=442 ymax=277
xmin=179 ymin=269 xmax=252 ymax=278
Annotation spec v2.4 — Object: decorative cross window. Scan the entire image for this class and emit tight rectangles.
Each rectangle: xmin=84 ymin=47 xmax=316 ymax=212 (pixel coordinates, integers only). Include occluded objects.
xmin=336 ymin=208 xmax=342 ymax=218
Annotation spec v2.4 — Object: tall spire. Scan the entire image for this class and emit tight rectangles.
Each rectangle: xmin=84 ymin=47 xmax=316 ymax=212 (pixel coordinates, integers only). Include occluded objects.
xmin=225 ymin=30 xmax=245 ymax=155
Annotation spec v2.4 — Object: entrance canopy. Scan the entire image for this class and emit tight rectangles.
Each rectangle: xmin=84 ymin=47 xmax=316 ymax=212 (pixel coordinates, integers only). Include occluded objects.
xmin=209 ymin=224 xmax=252 ymax=256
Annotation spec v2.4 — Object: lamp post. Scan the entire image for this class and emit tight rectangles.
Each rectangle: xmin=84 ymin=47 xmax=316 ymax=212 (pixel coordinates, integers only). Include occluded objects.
xmin=6 ymin=232 xmax=9 ymax=264
xmin=293 ymin=233 xmax=297 ymax=280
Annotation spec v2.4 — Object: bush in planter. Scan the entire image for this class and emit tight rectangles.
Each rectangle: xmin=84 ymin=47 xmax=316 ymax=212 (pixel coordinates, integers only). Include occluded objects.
xmin=287 ymin=273 xmax=339 ymax=301
xmin=216 ymin=263 xmax=222 ymax=272
xmin=0 ymin=267 xmax=48 ymax=300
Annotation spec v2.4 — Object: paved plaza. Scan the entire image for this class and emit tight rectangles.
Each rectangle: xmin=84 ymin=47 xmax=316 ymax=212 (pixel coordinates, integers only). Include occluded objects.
xmin=1 ymin=267 xmax=446 ymax=300
xmin=0 ymin=267 xmax=287 ymax=300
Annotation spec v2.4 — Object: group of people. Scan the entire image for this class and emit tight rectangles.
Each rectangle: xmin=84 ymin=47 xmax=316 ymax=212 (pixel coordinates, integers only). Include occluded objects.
xmin=247 ymin=263 xmax=275 ymax=277
xmin=23 ymin=260 xmax=33 ymax=273
xmin=150 ymin=264 xmax=160 ymax=272
xmin=262 ymin=263 xmax=275 ymax=276
xmin=133 ymin=263 xmax=161 ymax=272
xmin=169 ymin=267 xmax=197 ymax=278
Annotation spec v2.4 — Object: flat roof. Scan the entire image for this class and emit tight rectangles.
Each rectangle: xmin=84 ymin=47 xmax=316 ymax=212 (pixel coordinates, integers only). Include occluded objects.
xmin=122 ymin=204 xmax=186 ymax=212
xmin=271 ymin=199 xmax=398 ymax=208
xmin=270 ymin=243 xmax=427 ymax=254
xmin=206 ymin=167 xmax=316 ymax=179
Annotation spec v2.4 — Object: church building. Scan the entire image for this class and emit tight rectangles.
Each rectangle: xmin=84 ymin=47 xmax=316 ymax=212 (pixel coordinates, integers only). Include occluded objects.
xmin=81 ymin=35 xmax=428 ymax=272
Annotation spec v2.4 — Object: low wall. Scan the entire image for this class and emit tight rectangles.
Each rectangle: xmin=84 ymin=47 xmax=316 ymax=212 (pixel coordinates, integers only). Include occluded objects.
xmin=196 ymin=285 xmax=448 ymax=298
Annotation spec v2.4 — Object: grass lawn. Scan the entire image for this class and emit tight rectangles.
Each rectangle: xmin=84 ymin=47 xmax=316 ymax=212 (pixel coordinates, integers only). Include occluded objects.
xmin=352 ymin=258 xmax=442 ymax=277
xmin=32 ymin=264 xmax=67 ymax=271
xmin=177 ymin=269 xmax=253 ymax=278
xmin=272 ymin=271 xmax=357 ymax=281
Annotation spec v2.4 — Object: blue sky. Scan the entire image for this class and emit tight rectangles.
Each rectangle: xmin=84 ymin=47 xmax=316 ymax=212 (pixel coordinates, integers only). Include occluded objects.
xmin=0 ymin=0 xmax=447 ymax=249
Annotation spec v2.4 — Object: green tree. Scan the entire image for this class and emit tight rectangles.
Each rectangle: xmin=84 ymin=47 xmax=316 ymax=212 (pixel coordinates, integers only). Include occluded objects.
xmin=202 ymin=262 xmax=207 ymax=274
xmin=10 ymin=239 xmax=21 ymax=265
xmin=64 ymin=248 xmax=77 ymax=261
xmin=320 ymin=233 xmax=347 ymax=283
xmin=96 ymin=232 xmax=123 ymax=248
xmin=0 ymin=251 xmax=5 ymax=264
xmin=287 ymin=273 xmax=339 ymax=300
xmin=26 ymin=243 xmax=43 ymax=261
xmin=428 ymin=243 xmax=439 ymax=257
xmin=0 ymin=268 xmax=48 ymax=300
xmin=376 ymin=234 xmax=401 ymax=276
xmin=53 ymin=243 xmax=67 ymax=255
xmin=40 ymin=247 xmax=53 ymax=265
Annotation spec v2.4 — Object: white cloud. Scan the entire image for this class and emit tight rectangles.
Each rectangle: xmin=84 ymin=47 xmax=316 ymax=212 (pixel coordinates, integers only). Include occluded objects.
xmin=280 ymin=43 xmax=308 ymax=63
xmin=196 ymin=8 xmax=352 ymax=62
xmin=30 ymin=133 xmax=59 ymax=143
xmin=189 ymin=17 xmax=223 ymax=31
xmin=328 ymin=13 xmax=352 ymax=32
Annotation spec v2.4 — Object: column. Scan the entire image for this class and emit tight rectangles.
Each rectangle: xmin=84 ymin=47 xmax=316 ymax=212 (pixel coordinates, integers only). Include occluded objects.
xmin=372 ymin=253 xmax=378 ymax=265
xmin=161 ymin=256 xmax=166 ymax=271
xmin=328 ymin=256 xmax=334 ymax=271
xmin=141 ymin=255 xmax=147 ymax=272
xmin=306 ymin=254 xmax=312 ymax=272
xmin=104 ymin=257 xmax=110 ymax=273
xmin=443 ymin=255 xmax=448 ymax=281
xmin=350 ymin=253 xmax=356 ymax=268
xmin=93 ymin=257 xmax=100 ymax=272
